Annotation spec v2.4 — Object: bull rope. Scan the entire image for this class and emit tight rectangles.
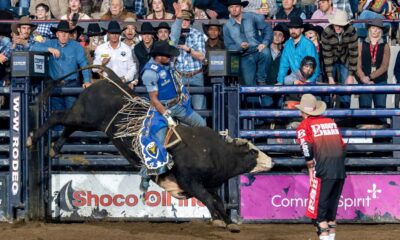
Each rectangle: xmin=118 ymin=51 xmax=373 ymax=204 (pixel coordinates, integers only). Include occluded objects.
xmin=112 ymin=96 xmax=150 ymax=163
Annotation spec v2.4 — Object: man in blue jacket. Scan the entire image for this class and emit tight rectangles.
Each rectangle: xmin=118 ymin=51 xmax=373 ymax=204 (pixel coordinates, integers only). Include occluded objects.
xmin=223 ymin=0 xmax=272 ymax=89
xmin=277 ymin=17 xmax=320 ymax=85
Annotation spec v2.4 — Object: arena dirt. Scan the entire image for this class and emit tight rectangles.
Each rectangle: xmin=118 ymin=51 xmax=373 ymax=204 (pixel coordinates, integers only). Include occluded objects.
xmin=0 ymin=221 xmax=398 ymax=240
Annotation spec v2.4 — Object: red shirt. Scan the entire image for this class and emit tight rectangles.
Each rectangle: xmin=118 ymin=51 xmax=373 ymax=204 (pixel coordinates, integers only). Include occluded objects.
xmin=296 ymin=116 xmax=346 ymax=179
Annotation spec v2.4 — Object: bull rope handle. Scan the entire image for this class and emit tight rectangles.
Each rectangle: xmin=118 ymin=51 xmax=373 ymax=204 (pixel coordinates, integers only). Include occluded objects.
xmin=164 ymin=126 xmax=182 ymax=149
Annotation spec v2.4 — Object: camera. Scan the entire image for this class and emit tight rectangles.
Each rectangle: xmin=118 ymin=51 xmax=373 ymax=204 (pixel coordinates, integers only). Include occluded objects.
xmin=178 ymin=28 xmax=190 ymax=45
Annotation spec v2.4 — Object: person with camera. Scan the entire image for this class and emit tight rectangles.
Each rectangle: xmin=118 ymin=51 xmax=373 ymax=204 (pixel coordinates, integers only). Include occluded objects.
xmin=223 ymin=0 xmax=272 ymax=100
xmin=170 ymin=8 xmax=207 ymax=110
xmin=61 ymin=0 xmax=91 ymax=21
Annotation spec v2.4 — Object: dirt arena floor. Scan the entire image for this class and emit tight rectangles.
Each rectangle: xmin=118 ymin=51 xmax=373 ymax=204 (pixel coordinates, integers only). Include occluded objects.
xmin=0 ymin=221 xmax=398 ymax=240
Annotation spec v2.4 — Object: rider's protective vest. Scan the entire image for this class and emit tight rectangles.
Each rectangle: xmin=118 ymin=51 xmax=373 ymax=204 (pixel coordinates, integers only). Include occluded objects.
xmin=142 ymin=62 xmax=178 ymax=101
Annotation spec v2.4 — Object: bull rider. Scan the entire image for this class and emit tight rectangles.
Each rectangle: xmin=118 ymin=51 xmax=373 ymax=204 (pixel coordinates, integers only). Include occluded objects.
xmin=139 ymin=40 xmax=206 ymax=192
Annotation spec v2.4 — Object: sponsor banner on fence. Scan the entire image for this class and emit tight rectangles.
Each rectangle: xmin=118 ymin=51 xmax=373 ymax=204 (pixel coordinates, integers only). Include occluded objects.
xmin=240 ymin=174 xmax=400 ymax=221
xmin=51 ymin=174 xmax=210 ymax=220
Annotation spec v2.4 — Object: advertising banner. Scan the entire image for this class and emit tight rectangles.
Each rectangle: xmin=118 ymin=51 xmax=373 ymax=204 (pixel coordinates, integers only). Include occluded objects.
xmin=240 ymin=174 xmax=400 ymax=222
xmin=51 ymin=174 xmax=210 ymax=220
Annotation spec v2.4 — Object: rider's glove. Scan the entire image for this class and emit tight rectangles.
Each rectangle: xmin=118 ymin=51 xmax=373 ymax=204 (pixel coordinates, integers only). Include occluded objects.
xmin=163 ymin=110 xmax=177 ymax=127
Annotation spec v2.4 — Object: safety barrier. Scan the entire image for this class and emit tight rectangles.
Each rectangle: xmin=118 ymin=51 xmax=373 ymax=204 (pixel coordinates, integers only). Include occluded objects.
xmin=223 ymin=84 xmax=400 ymax=223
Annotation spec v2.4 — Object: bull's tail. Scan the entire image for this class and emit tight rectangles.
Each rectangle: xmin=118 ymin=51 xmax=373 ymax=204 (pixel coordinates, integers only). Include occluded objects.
xmin=36 ymin=64 xmax=126 ymax=104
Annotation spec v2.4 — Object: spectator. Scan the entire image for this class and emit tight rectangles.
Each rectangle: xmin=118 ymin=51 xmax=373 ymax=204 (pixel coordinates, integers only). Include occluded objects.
xmin=321 ymin=10 xmax=358 ymax=109
xmin=283 ymin=56 xmax=317 ymax=106
xmin=274 ymin=0 xmax=306 ymax=20
xmin=29 ymin=0 xmax=69 ymax=19
xmin=134 ymin=22 xmax=155 ymax=80
xmin=33 ymin=3 xmax=56 ymax=41
xmin=299 ymin=0 xmax=317 ymax=19
xmin=395 ymin=50 xmax=400 ymax=108
xmin=31 ymin=21 xmax=90 ymax=121
xmin=0 ymin=1 xmax=11 ymax=10
xmin=146 ymin=0 xmax=174 ymax=19
xmin=203 ymin=19 xmax=225 ymax=52
xmin=155 ymin=22 xmax=171 ymax=41
xmin=243 ymin=0 xmax=278 ymax=18
xmin=179 ymin=0 xmax=208 ymax=19
xmin=332 ymin=0 xmax=353 ymax=19
xmin=121 ymin=0 xmax=147 ymax=18
xmin=11 ymin=16 xmax=37 ymax=52
xmin=122 ymin=18 xmax=140 ymax=49
xmin=357 ymin=18 xmax=390 ymax=110
xmin=277 ymin=17 xmax=320 ymax=85
xmin=311 ymin=0 xmax=338 ymax=28
xmin=171 ymin=9 xmax=207 ymax=110
xmin=0 ymin=35 xmax=11 ymax=88
xmin=101 ymin=0 xmax=137 ymax=21
xmin=202 ymin=19 xmax=225 ymax=86
xmin=61 ymin=0 xmax=92 ymax=21
xmin=194 ymin=0 xmax=230 ymax=19
xmin=93 ymin=21 xmax=137 ymax=88
xmin=263 ymin=24 xmax=288 ymax=108
xmin=223 ymin=0 xmax=272 ymax=89
xmin=84 ymin=23 xmax=106 ymax=65
xmin=354 ymin=0 xmax=393 ymax=39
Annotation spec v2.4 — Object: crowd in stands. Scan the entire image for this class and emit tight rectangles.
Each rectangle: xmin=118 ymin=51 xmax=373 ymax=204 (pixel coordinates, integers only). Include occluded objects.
xmin=0 ymin=0 xmax=400 ymax=127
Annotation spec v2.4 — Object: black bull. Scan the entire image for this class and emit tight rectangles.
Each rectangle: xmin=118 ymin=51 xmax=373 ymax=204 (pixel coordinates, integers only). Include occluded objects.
xmin=27 ymin=65 xmax=273 ymax=232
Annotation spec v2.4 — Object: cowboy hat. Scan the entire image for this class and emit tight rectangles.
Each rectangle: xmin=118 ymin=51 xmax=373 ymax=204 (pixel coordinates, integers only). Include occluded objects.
xmin=273 ymin=24 xmax=290 ymax=42
xmin=50 ymin=20 xmax=76 ymax=34
xmin=154 ymin=22 xmax=171 ymax=32
xmin=328 ymin=10 xmax=351 ymax=26
xmin=11 ymin=16 xmax=37 ymax=35
xmin=181 ymin=10 xmax=195 ymax=21
xmin=295 ymin=94 xmax=327 ymax=116
xmin=104 ymin=20 xmax=126 ymax=34
xmin=202 ymin=19 xmax=223 ymax=33
xmin=366 ymin=18 xmax=389 ymax=33
xmin=287 ymin=16 xmax=304 ymax=29
xmin=224 ymin=0 xmax=249 ymax=8
xmin=86 ymin=23 xmax=106 ymax=37
xmin=303 ymin=23 xmax=324 ymax=37
xmin=149 ymin=40 xmax=179 ymax=58
xmin=121 ymin=17 xmax=137 ymax=29
xmin=137 ymin=22 xmax=155 ymax=34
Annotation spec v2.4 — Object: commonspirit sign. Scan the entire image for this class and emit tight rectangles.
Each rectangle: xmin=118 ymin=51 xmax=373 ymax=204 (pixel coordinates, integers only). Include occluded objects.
xmin=240 ymin=174 xmax=400 ymax=222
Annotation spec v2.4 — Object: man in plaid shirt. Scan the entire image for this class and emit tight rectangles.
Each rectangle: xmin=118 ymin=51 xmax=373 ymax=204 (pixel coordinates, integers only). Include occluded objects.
xmin=171 ymin=9 xmax=206 ymax=110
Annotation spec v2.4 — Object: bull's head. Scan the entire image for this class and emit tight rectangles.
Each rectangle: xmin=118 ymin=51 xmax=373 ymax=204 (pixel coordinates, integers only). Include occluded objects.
xmin=233 ymin=138 xmax=274 ymax=173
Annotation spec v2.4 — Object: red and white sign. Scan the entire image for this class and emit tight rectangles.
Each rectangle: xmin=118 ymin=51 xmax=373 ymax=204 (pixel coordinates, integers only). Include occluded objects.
xmin=51 ymin=174 xmax=210 ymax=220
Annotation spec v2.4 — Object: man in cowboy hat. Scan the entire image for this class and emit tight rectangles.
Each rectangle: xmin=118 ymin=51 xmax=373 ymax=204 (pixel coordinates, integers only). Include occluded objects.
xmin=223 ymin=0 xmax=272 ymax=96
xmin=122 ymin=17 xmax=140 ymax=49
xmin=84 ymin=23 xmax=106 ymax=66
xmin=170 ymin=9 xmax=207 ymax=110
xmin=93 ymin=21 xmax=137 ymax=89
xmin=11 ymin=16 xmax=38 ymax=52
xmin=266 ymin=24 xmax=289 ymax=88
xmin=277 ymin=16 xmax=320 ymax=85
xmin=31 ymin=20 xmax=90 ymax=118
xmin=155 ymin=22 xmax=171 ymax=42
xmin=295 ymin=93 xmax=346 ymax=240
xmin=139 ymin=40 xmax=206 ymax=191
xmin=134 ymin=22 xmax=156 ymax=79
xmin=321 ymin=10 xmax=358 ymax=109
xmin=203 ymin=19 xmax=225 ymax=52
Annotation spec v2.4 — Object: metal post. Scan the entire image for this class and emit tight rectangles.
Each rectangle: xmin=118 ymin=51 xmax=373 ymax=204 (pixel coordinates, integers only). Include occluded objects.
xmin=9 ymin=77 xmax=28 ymax=221
xmin=393 ymin=116 xmax=400 ymax=171
xmin=211 ymin=77 xmax=224 ymax=132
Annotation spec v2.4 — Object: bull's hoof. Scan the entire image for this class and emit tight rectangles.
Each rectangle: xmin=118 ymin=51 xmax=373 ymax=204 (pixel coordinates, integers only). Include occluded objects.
xmin=211 ymin=220 xmax=226 ymax=228
xmin=227 ymin=224 xmax=240 ymax=233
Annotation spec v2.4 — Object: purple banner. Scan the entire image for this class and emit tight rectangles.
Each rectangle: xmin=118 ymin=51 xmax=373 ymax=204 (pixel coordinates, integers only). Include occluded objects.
xmin=240 ymin=174 xmax=400 ymax=221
